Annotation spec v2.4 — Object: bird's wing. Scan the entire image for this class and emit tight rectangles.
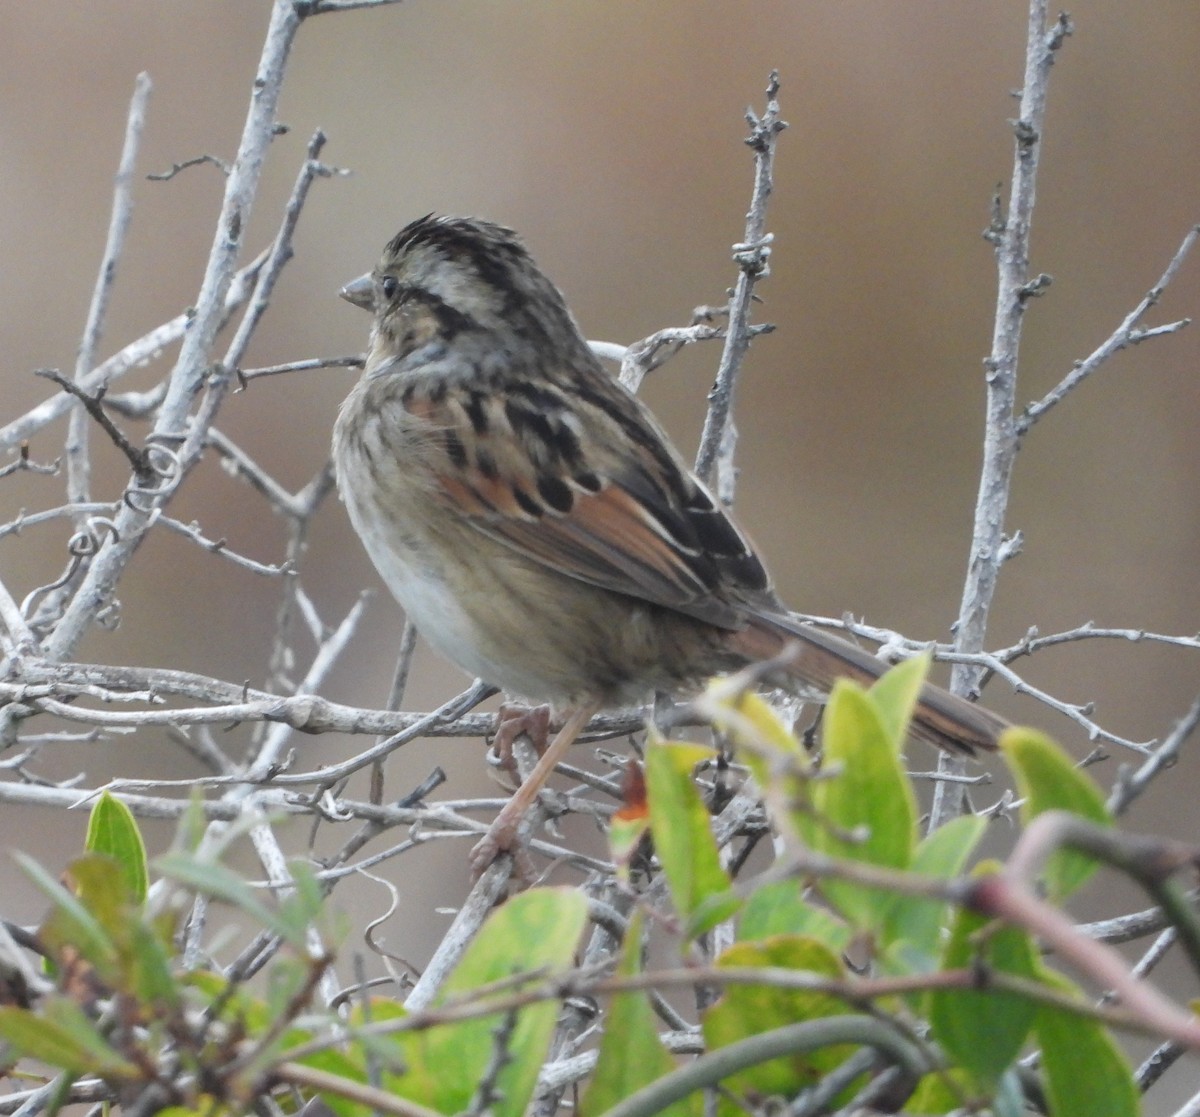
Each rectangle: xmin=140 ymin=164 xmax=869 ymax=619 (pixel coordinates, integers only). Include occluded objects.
xmin=401 ymin=367 xmax=772 ymax=630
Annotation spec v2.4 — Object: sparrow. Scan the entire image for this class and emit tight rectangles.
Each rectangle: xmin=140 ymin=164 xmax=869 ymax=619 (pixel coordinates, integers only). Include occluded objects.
xmin=333 ymin=215 xmax=1006 ymax=865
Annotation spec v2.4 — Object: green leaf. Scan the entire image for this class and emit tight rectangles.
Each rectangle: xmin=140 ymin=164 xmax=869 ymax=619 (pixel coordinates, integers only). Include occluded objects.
xmin=155 ymin=851 xmax=299 ymax=946
xmin=582 ymin=913 xmax=698 ymax=1117
xmin=696 ymin=682 xmax=814 ymax=845
xmin=905 ymin=1066 xmax=972 ymax=1115
xmin=17 ymin=853 xmax=118 ymax=983
xmin=810 ymin=681 xmax=917 ymax=928
xmin=737 ymin=881 xmax=850 ymax=954
xmin=85 ymin=793 xmax=149 ymax=905
xmin=122 ymin=917 xmax=180 ymax=1012
xmin=383 ymin=887 xmax=587 ymax=1117
xmin=929 ymin=866 xmax=1038 ymax=1085
xmin=880 ymin=814 xmax=987 ymax=965
xmin=60 ymin=855 xmax=180 ymax=1011
xmin=63 ymin=855 xmax=134 ymax=938
xmin=703 ymin=937 xmax=856 ymax=1102
xmin=0 ymin=1000 xmax=138 ymax=1077
xmin=1002 ymin=728 xmax=1111 ymax=901
xmin=645 ymin=738 xmax=740 ymax=938
xmin=1035 ymin=970 xmax=1138 ymax=1117
xmin=868 ymin=652 xmax=931 ymax=749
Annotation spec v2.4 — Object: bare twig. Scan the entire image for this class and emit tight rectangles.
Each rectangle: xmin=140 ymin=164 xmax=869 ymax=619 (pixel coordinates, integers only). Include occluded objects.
xmin=0 ymin=577 xmax=35 ymax=654
xmin=0 ymin=444 xmax=58 ymax=480
xmin=995 ymin=621 xmax=1200 ymax=660
xmin=8 ymin=659 xmax=671 ymax=743
xmin=42 ymin=0 xmax=306 ymax=664
xmin=34 ymin=371 xmax=156 ymax=481
xmin=297 ymin=0 xmax=408 ymax=13
xmin=155 ymin=515 xmax=293 ymax=576
xmin=1107 ymin=695 xmax=1200 ymax=816
xmin=245 ymin=592 xmax=371 ymax=780
xmin=1078 ymin=893 xmax=1200 ymax=946
xmin=934 ymin=5 xmax=1073 ymax=828
xmin=0 ymin=255 xmax=265 ymax=454
xmin=146 ymin=153 xmax=230 ymax=181
xmin=67 ymin=73 xmax=152 ymax=509
xmin=236 ymin=355 xmax=363 ymax=385
xmin=617 ymin=322 xmax=771 ymax=395
xmin=694 ymin=70 xmax=786 ymax=491
xmin=1019 ymin=225 xmax=1198 ymax=432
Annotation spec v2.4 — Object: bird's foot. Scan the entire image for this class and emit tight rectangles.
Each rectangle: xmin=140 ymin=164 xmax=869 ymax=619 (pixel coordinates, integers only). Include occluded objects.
xmin=486 ymin=702 xmax=552 ymax=785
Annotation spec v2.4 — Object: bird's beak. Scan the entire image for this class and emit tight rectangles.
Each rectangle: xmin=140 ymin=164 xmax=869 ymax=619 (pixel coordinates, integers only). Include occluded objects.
xmin=340 ymin=273 xmax=374 ymax=310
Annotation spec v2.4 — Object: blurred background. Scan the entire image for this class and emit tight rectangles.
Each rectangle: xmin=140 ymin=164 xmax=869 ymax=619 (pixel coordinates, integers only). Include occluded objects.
xmin=1 ymin=1 xmax=1198 ymax=1099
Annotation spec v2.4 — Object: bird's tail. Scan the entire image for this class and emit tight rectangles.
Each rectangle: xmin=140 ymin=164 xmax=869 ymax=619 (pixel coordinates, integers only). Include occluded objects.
xmin=727 ymin=612 xmax=1007 ymax=756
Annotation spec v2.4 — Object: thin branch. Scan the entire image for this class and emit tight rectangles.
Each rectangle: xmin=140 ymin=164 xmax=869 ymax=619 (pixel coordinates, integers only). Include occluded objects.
xmin=1005 ymin=811 xmax=1200 ymax=990
xmin=1019 ymin=225 xmax=1198 ymax=432
xmin=146 ymin=153 xmax=230 ymax=181
xmin=245 ymin=591 xmax=371 ymax=780
xmin=0 ymin=576 xmax=35 ymax=654
xmin=0 ymin=255 xmax=265 ymax=454
xmin=1107 ymin=695 xmax=1200 ymax=816
xmin=694 ymin=70 xmax=786 ymax=490
xmin=596 ymin=1017 xmax=932 ymax=1117
xmin=42 ymin=0 xmax=305 ymax=663
xmin=67 ymin=73 xmax=152 ymax=509
xmin=0 ymin=501 xmax=121 ymax=542
xmin=994 ymin=621 xmax=1200 ymax=660
xmin=782 ymin=611 xmax=1157 ymax=749
xmin=205 ymin=427 xmax=316 ymax=517
xmin=236 ymin=355 xmax=362 ymax=384
xmin=274 ymin=1061 xmax=444 ymax=1117
xmin=0 ymin=444 xmax=58 ymax=480
xmin=934 ymin=5 xmax=1073 ymax=827
xmin=155 ymin=515 xmax=294 ymax=577
xmin=34 ymin=371 xmax=156 ymax=481
xmin=9 ymin=659 xmax=671 ymax=742
xmin=1136 ymin=1037 xmax=1185 ymax=1095
xmin=1078 ymin=891 xmax=1199 ymax=946
xmin=297 ymin=0 xmax=408 ymax=12
xmin=403 ymin=856 xmax=519 ymax=1010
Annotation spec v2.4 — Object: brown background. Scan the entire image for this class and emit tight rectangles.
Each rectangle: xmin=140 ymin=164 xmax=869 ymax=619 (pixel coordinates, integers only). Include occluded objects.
xmin=1 ymin=2 xmax=1198 ymax=1103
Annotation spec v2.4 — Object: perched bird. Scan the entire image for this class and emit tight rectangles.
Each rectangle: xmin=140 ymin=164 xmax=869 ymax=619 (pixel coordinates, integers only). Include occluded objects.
xmin=333 ymin=214 xmax=1005 ymax=865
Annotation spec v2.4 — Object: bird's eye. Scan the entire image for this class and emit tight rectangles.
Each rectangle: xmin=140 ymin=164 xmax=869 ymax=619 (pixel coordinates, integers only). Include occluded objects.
xmin=380 ymin=275 xmax=399 ymax=301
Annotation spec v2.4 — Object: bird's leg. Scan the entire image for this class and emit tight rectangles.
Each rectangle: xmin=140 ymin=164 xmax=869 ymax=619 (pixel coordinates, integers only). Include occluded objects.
xmin=470 ymin=702 xmax=599 ymax=877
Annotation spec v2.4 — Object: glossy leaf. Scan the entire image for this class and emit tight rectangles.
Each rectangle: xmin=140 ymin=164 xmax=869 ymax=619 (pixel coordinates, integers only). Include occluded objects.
xmin=698 ymin=683 xmax=814 ymax=844
xmin=85 ymin=792 xmax=149 ymax=905
xmin=645 ymin=738 xmax=740 ymax=938
xmin=63 ymin=855 xmax=178 ymax=1012
xmin=737 ymin=880 xmax=850 ymax=954
xmin=867 ymin=651 xmax=931 ymax=749
xmin=905 ymin=1066 xmax=972 ymax=1115
xmin=880 ymin=814 xmax=987 ymax=966
xmin=1036 ymin=970 xmax=1138 ymax=1117
xmin=703 ymin=937 xmax=855 ymax=1101
xmin=383 ymin=887 xmax=587 ymax=1117
xmin=18 ymin=852 xmax=119 ymax=984
xmin=582 ymin=913 xmax=697 ymax=1117
xmin=810 ymin=681 xmax=917 ymax=928
xmin=929 ymin=865 xmax=1038 ymax=1084
xmin=0 ymin=999 xmax=138 ymax=1077
xmin=1002 ymin=728 xmax=1111 ymax=901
